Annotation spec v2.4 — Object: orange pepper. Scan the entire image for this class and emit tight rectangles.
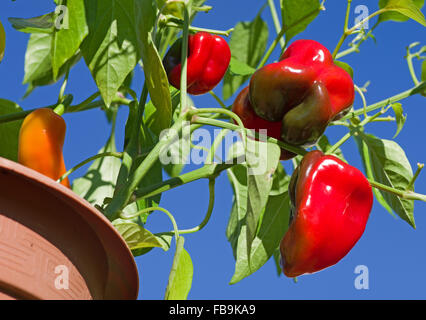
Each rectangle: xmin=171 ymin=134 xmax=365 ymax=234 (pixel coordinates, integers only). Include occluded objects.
xmin=18 ymin=108 xmax=70 ymax=188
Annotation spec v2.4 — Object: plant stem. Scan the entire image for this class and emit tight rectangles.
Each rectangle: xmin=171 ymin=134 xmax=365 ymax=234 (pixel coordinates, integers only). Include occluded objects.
xmin=368 ymin=179 xmax=426 ymax=202
xmin=406 ymin=43 xmax=423 ymax=86
xmin=57 ymin=151 xmax=123 ymax=183
xmin=346 ymin=10 xmax=384 ymax=35
xmin=160 ymin=28 xmax=177 ymax=58
xmin=104 ymin=116 xmax=188 ymax=220
xmin=133 ymin=160 xmax=235 ymax=202
xmin=258 ymin=2 xmax=324 ymax=68
xmin=407 ymin=163 xmax=424 ymax=191
xmin=189 ymin=107 xmax=247 ymax=146
xmin=407 ymin=55 xmax=420 ymax=85
xmin=67 ymin=92 xmax=100 ymax=112
xmin=192 ymin=117 xmax=308 ymax=156
xmin=209 ymin=90 xmax=228 ymax=109
xmin=369 ymin=116 xmax=395 ymax=122
xmin=338 ymin=84 xmax=422 ymax=121
xmin=327 ymin=107 xmax=388 ymax=154
xmin=354 ymin=84 xmax=368 ymax=118
xmin=206 ymin=129 xmax=229 ymax=164
xmin=332 ymin=0 xmax=352 ymax=59
xmin=0 ymin=93 xmax=131 ymax=125
xmin=180 ymin=5 xmax=190 ymax=115
xmin=165 ymin=18 xmax=233 ymax=37
xmin=333 ymin=4 xmax=383 ymax=59
xmin=0 ymin=94 xmax=72 ymax=124
xmin=258 ymin=27 xmax=286 ymax=68
xmin=121 ymin=206 xmax=180 ymax=243
xmin=326 ymin=132 xmax=352 ymax=155
xmin=268 ymin=0 xmax=285 ymax=49
xmin=335 ymin=21 xmax=378 ymax=59
xmin=58 ymin=65 xmax=70 ymax=103
xmin=170 ymin=178 xmax=216 ymax=235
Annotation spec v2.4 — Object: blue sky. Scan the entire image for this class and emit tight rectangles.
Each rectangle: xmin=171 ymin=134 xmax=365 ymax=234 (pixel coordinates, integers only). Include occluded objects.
xmin=1 ymin=1 xmax=425 ymax=299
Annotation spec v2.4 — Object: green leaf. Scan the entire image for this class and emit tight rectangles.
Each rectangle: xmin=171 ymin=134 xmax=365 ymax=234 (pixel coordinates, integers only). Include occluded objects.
xmin=222 ymin=15 xmax=269 ymax=100
xmin=23 ymin=32 xmax=81 ymax=96
xmin=273 ymin=248 xmax=283 ymax=277
xmin=0 ymin=99 xmax=23 ymax=161
xmin=52 ymin=0 xmax=88 ymax=79
xmin=72 ymin=132 xmax=122 ymax=210
xmin=227 ymin=160 xmax=291 ymax=284
xmin=158 ymin=0 xmax=207 ymax=57
xmin=226 ymin=165 xmax=248 ymax=247
xmin=81 ymin=0 xmax=142 ymax=107
xmin=228 ymin=57 xmax=256 ymax=76
xmin=71 ymin=116 xmax=145 ymax=223
xmin=134 ymin=122 xmax=163 ymax=212
xmin=147 ymin=88 xmax=192 ymax=177
xmin=245 ymin=139 xmax=281 ymax=257
xmin=270 ymin=163 xmax=291 ymax=196
xmin=8 ymin=13 xmax=54 ymax=34
xmin=130 ymin=232 xmax=173 ymax=257
xmin=119 ymin=101 xmax=163 ymax=221
xmin=358 ymin=132 xmax=415 ymax=227
xmin=112 ymin=221 xmax=163 ymax=251
xmin=378 ymin=0 xmax=426 ymax=26
xmin=354 ymin=134 xmax=395 ymax=217
xmin=162 ymin=124 xmax=191 ymax=177
xmin=334 ymin=60 xmax=354 ymax=79
xmin=137 ymin=0 xmax=172 ymax=131
xmin=165 ymin=237 xmax=193 ymax=300
xmin=144 ymin=87 xmax=180 ymax=137
xmin=156 ymin=0 xmax=185 ymax=19
xmin=281 ymin=0 xmax=322 ymax=43
xmin=390 ymin=103 xmax=407 ymax=138
xmin=154 ymin=233 xmax=174 ymax=252
xmin=23 ymin=33 xmax=53 ymax=84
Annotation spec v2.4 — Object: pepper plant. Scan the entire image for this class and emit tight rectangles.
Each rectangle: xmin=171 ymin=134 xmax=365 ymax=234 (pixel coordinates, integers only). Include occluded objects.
xmin=0 ymin=0 xmax=425 ymax=299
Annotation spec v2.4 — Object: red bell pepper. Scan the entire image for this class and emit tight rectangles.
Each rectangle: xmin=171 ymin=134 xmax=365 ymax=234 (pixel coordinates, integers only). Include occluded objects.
xmin=249 ymin=39 xmax=355 ymax=147
xmin=163 ymin=31 xmax=231 ymax=95
xmin=280 ymin=150 xmax=373 ymax=277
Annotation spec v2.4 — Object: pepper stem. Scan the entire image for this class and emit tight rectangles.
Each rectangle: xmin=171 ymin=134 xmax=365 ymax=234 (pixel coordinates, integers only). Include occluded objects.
xmin=53 ymin=103 xmax=65 ymax=116
xmin=368 ymin=179 xmax=426 ymax=202
xmin=407 ymin=163 xmax=425 ymax=191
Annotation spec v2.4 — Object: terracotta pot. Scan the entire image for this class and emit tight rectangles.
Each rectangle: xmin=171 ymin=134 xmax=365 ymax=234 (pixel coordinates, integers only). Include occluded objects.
xmin=0 ymin=157 xmax=139 ymax=300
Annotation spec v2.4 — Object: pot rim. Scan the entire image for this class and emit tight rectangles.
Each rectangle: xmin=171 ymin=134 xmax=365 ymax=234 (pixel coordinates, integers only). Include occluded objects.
xmin=0 ymin=156 xmax=139 ymax=299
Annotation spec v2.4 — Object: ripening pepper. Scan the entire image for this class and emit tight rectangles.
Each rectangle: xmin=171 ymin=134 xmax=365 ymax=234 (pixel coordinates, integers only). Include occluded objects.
xmin=0 ymin=20 xmax=5 ymax=62
xmin=249 ymin=39 xmax=355 ymax=147
xmin=280 ymin=150 xmax=373 ymax=277
xmin=231 ymin=86 xmax=296 ymax=160
xmin=18 ymin=108 xmax=70 ymax=188
xmin=163 ymin=31 xmax=231 ymax=95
